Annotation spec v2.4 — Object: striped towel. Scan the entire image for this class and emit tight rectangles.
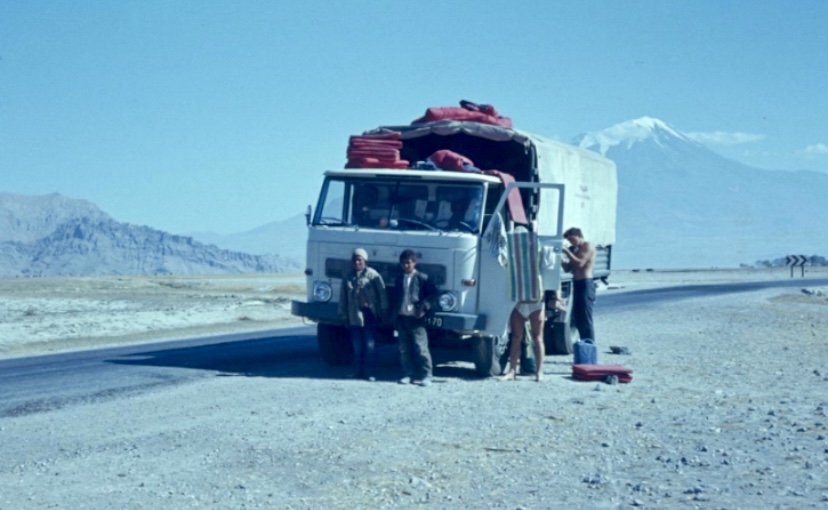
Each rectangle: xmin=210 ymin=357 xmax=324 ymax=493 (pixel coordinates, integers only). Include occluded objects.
xmin=507 ymin=231 xmax=541 ymax=302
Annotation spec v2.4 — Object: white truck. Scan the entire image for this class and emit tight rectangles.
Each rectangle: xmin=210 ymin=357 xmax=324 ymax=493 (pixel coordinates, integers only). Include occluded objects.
xmin=291 ymin=120 xmax=617 ymax=376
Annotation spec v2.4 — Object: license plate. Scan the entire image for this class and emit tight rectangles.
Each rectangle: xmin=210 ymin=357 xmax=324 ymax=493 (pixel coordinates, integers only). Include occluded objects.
xmin=424 ymin=316 xmax=442 ymax=328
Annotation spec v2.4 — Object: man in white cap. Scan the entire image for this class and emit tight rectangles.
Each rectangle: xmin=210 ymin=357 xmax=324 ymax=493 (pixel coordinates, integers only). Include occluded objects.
xmin=338 ymin=247 xmax=389 ymax=381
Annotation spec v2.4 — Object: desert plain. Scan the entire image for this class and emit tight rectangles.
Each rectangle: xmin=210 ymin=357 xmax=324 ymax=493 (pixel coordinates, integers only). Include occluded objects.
xmin=1 ymin=268 xmax=828 ymax=509
xmin=0 ymin=273 xmax=307 ymax=359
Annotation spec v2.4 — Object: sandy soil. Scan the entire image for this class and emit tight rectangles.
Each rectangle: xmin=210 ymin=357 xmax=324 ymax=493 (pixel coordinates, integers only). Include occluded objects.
xmin=2 ymin=268 xmax=828 ymax=509
xmin=0 ymin=273 xmax=307 ymax=359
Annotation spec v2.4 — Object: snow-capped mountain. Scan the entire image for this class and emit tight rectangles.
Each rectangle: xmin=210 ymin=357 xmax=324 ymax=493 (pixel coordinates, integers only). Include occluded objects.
xmin=576 ymin=116 xmax=699 ymax=156
xmin=574 ymin=117 xmax=828 ymax=268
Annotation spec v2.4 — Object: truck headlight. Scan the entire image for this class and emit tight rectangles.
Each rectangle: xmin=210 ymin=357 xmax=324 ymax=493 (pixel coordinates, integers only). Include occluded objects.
xmin=312 ymin=281 xmax=332 ymax=302
xmin=437 ymin=292 xmax=458 ymax=312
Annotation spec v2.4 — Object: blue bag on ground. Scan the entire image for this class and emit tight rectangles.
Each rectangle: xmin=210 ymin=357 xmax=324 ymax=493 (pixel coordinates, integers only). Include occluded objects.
xmin=573 ymin=339 xmax=597 ymax=365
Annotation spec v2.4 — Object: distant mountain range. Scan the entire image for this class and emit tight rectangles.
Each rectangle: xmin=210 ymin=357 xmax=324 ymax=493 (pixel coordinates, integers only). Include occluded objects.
xmin=186 ymin=213 xmax=308 ymax=261
xmin=5 ymin=116 xmax=826 ymax=275
xmin=0 ymin=193 xmax=300 ymax=277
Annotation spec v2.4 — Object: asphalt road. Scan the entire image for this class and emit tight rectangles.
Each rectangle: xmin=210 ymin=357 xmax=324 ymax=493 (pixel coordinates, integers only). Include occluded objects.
xmin=600 ymin=277 xmax=828 ymax=310
xmin=3 ymin=277 xmax=827 ymax=419
xmin=0 ymin=326 xmax=316 ymax=419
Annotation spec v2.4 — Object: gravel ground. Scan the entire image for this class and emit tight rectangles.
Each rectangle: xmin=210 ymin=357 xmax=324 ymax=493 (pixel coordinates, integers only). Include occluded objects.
xmin=2 ymin=269 xmax=828 ymax=509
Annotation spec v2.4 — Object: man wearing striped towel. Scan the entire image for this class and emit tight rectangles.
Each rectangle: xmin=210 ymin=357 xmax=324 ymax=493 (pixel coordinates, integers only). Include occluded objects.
xmin=501 ymin=230 xmax=546 ymax=382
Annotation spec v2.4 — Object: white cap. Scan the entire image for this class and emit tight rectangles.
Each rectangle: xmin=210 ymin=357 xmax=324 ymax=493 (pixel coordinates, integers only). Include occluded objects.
xmin=353 ymin=248 xmax=368 ymax=261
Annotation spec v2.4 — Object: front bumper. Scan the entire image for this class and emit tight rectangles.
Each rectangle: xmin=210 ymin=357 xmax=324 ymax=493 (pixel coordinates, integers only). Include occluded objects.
xmin=291 ymin=301 xmax=341 ymax=324
xmin=291 ymin=300 xmax=485 ymax=332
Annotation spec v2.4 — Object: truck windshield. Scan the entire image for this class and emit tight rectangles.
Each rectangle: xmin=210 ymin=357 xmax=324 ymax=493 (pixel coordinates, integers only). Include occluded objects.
xmin=314 ymin=177 xmax=486 ymax=233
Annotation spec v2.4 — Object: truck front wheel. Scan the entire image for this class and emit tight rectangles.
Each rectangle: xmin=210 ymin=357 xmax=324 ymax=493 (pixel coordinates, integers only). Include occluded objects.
xmin=471 ymin=334 xmax=506 ymax=377
xmin=317 ymin=323 xmax=353 ymax=366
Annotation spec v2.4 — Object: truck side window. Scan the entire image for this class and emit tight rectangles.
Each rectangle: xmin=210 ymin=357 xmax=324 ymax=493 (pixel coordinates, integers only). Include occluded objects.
xmin=314 ymin=179 xmax=346 ymax=225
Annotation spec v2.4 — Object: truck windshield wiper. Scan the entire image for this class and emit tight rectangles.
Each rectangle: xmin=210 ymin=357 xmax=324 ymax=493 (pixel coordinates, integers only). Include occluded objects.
xmin=395 ymin=217 xmax=439 ymax=231
xmin=315 ymin=218 xmax=347 ymax=226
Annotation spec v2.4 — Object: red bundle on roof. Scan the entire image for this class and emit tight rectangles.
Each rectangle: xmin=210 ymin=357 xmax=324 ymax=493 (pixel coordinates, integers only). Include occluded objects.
xmin=412 ymin=100 xmax=512 ymax=128
xmin=346 ymin=157 xmax=409 ymax=169
xmin=349 ymin=139 xmax=403 ymax=149
xmin=346 ymin=132 xmax=409 ymax=169
xmin=347 ymin=148 xmax=400 ymax=159
xmin=428 ymin=150 xmax=475 ymax=172
xmin=349 ymin=132 xmax=401 ymax=141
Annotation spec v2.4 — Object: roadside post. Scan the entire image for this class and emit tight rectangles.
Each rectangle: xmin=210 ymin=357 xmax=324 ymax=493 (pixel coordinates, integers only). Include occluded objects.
xmin=786 ymin=255 xmax=807 ymax=278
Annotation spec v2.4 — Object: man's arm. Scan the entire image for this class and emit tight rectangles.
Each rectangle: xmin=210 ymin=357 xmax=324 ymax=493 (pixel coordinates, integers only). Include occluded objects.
xmin=374 ymin=274 xmax=390 ymax=316
xmin=561 ymin=255 xmax=572 ymax=273
xmin=562 ymin=242 xmax=594 ymax=270
xmin=421 ymin=274 xmax=438 ymax=311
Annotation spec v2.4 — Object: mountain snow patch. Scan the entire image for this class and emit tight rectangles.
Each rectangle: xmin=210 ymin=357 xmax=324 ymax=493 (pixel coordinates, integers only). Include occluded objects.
xmin=575 ymin=116 xmax=692 ymax=156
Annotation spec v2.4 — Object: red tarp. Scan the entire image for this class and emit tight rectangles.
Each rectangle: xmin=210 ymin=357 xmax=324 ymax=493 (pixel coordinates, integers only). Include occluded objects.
xmin=428 ymin=150 xmax=474 ymax=171
xmin=345 ymin=157 xmax=409 ymax=169
xmin=483 ymin=171 xmax=528 ymax=225
xmin=412 ymin=100 xmax=512 ymax=128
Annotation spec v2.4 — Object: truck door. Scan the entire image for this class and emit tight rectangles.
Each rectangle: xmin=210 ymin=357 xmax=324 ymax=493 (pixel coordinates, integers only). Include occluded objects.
xmin=476 ymin=183 xmax=565 ymax=338
xmin=477 ymin=208 xmax=514 ymax=339
xmin=535 ymin=184 xmax=566 ymax=294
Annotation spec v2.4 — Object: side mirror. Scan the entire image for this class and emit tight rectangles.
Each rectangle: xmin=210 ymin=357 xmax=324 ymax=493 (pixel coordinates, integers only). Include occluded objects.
xmin=304 ymin=205 xmax=312 ymax=226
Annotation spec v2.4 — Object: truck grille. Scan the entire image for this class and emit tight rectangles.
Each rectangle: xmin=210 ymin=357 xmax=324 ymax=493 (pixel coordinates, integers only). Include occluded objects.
xmin=325 ymin=258 xmax=446 ymax=286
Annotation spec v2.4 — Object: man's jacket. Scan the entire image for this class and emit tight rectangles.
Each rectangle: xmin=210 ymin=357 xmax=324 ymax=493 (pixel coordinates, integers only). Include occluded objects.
xmin=391 ymin=270 xmax=437 ymax=323
xmin=338 ymin=267 xmax=388 ymax=327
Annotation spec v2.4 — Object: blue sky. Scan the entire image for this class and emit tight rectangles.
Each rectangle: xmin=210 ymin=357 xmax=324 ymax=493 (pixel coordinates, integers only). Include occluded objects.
xmin=1 ymin=1 xmax=826 ymax=235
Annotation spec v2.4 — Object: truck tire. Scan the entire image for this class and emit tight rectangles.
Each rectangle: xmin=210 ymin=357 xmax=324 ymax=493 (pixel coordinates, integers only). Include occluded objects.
xmin=471 ymin=334 xmax=506 ymax=377
xmin=317 ymin=323 xmax=353 ymax=366
xmin=546 ymin=291 xmax=579 ymax=355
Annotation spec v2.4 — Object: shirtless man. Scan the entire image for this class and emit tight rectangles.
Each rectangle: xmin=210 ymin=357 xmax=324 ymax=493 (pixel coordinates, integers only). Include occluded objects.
xmin=562 ymin=227 xmax=597 ymax=342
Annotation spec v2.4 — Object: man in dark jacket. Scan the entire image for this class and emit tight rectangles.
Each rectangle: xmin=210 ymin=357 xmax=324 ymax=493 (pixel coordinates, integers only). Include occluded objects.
xmin=392 ymin=249 xmax=437 ymax=386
